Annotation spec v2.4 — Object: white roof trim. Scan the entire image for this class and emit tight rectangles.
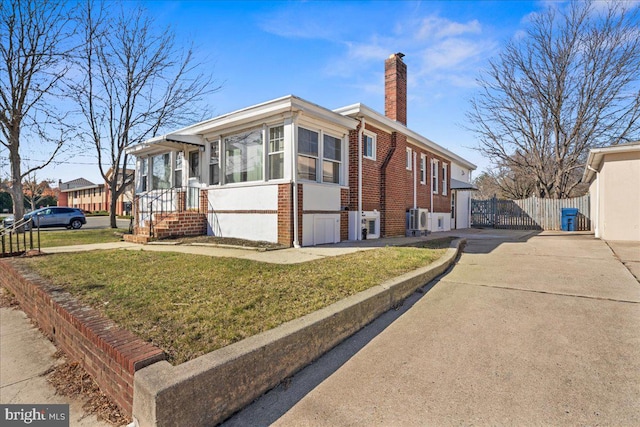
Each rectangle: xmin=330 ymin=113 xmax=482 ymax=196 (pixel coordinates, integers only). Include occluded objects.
xmin=582 ymin=141 xmax=640 ymax=183
xmin=334 ymin=103 xmax=476 ymax=170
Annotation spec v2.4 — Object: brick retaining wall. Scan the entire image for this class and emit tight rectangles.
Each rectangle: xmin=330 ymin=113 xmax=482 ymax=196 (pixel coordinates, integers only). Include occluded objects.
xmin=0 ymin=259 xmax=165 ymax=415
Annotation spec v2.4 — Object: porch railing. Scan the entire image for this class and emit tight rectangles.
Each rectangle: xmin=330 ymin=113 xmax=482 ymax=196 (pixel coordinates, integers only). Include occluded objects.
xmin=132 ymin=185 xmax=204 ymax=237
xmin=1 ymin=217 xmax=41 ymax=257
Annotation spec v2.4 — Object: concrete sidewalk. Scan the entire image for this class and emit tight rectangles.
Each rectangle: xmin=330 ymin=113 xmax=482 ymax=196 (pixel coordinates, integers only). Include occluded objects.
xmin=0 ymin=301 xmax=111 ymax=426
xmin=230 ymin=231 xmax=640 ymax=426
xmin=39 ymin=228 xmax=535 ymax=264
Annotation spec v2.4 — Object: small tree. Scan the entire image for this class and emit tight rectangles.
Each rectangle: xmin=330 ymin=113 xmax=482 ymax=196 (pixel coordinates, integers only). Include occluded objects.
xmin=468 ymin=1 xmax=640 ymax=198
xmin=70 ymin=1 xmax=219 ymax=227
xmin=0 ymin=0 xmax=73 ymax=222
xmin=23 ymin=172 xmax=54 ymax=211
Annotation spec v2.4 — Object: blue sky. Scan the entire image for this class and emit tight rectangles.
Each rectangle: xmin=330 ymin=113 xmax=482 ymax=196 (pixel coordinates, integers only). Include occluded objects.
xmin=28 ymin=1 xmax=556 ymax=184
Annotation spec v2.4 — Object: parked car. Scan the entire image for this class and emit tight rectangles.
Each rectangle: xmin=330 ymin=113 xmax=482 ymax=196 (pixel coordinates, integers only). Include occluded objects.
xmin=2 ymin=207 xmax=86 ymax=230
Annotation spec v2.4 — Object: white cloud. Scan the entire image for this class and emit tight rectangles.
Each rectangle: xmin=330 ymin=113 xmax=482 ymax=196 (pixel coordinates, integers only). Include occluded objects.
xmin=416 ymin=16 xmax=482 ymax=40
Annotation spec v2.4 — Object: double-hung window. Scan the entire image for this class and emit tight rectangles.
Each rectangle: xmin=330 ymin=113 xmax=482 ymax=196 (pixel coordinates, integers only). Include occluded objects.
xmin=406 ymin=147 xmax=412 ymax=170
xmin=174 ymin=152 xmax=183 ymax=188
xmin=442 ymin=163 xmax=448 ymax=195
xmin=209 ymin=142 xmax=220 ymax=185
xmin=363 ymin=133 xmax=376 ymax=160
xmin=224 ymin=129 xmax=263 ymax=184
xmin=269 ymin=126 xmax=285 ymax=180
xmin=298 ymin=128 xmax=318 ymax=181
xmin=432 ymin=159 xmax=439 ymax=194
xmin=420 ymin=154 xmax=426 ymax=184
xmin=152 ymin=153 xmax=171 ymax=189
xmin=323 ymin=134 xmax=341 ymax=184
xmin=139 ymin=158 xmax=148 ymax=192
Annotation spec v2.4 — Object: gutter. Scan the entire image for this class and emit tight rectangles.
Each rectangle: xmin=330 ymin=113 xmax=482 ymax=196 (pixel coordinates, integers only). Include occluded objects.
xmin=357 ymin=117 xmax=365 ymax=240
xmin=292 ymin=112 xmax=301 ymax=248
xmin=586 ymin=164 xmax=600 ymax=238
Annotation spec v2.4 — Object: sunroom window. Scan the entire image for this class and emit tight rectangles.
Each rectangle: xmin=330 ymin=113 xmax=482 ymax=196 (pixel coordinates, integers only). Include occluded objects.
xmin=298 ymin=127 xmax=318 ymax=181
xmin=269 ymin=126 xmax=284 ymax=180
xmin=152 ymin=153 xmax=171 ymax=189
xmin=323 ymin=134 xmax=341 ymax=184
xmin=225 ymin=129 xmax=263 ymax=183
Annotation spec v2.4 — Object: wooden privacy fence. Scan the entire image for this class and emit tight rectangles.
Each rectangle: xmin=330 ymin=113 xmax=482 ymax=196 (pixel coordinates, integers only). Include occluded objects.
xmin=471 ymin=195 xmax=591 ymax=231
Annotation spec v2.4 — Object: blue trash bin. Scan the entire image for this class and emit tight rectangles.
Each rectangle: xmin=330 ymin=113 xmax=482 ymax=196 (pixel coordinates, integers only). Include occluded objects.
xmin=561 ymin=208 xmax=579 ymax=231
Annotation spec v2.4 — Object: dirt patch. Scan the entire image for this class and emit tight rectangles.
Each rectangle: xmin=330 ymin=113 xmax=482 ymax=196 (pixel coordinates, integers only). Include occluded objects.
xmin=0 ymin=286 xmax=19 ymax=308
xmin=47 ymin=355 xmax=131 ymax=426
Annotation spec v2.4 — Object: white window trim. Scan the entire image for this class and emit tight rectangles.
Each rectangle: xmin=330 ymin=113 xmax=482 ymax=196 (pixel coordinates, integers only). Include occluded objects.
xmin=406 ymin=147 xmax=412 ymax=170
xmin=268 ymin=124 xmax=285 ymax=181
xmin=432 ymin=159 xmax=439 ymax=194
xmin=420 ymin=154 xmax=426 ymax=184
xmin=322 ymin=132 xmax=343 ymax=184
xmin=442 ymin=163 xmax=448 ymax=196
xmin=363 ymin=132 xmax=376 ymax=161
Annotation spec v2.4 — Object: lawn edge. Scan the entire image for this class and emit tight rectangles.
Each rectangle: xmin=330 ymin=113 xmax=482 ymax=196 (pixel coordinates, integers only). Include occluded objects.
xmin=132 ymin=238 xmax=465 ymax=427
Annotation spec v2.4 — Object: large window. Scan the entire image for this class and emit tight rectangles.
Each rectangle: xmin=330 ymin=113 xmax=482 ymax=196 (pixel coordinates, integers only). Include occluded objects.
xmin=406 ymin=147 xmax=412 ymax=170
xmin=209 ymin=141 xmax=220 ymax=185
xmin=174 ymin=152 xmax=183 ymax=188
xmin=363 ymin=134 xmax=376 ymax=160
xmin=269 ymin=126 xmax=284 ymax=180
xmin=323 ymin=134 xmax=341 ymax=184
xmin=420 ymin=154 xmax=426 ymax=184
xmin=152 ymin=153 xmax=171 ymax=189
xmin=298 ymin=127 xmax=318 ymax=181
xmin=225 ymin=129 xmax=263 ymax=183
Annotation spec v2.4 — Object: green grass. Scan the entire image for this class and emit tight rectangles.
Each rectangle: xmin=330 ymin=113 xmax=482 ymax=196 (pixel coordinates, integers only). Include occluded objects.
xmin=17 ymin=239 xmax=452 ymax=364
xmin=37 ymin=228 xmax=129 ymax=248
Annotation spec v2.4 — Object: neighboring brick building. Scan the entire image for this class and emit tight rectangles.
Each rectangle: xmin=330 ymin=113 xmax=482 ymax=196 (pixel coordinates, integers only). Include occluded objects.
xmin=58 ymin=169 xmax=134 ymax=215
xmin=126 ymin=53 xmax=476 ymax=246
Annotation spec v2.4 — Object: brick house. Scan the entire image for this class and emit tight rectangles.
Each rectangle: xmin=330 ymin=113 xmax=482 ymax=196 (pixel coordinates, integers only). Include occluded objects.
xmin=58 ymin=169 xmax=134 ymax=215
xmin=125 ymin=53 xmax=476 ymax=246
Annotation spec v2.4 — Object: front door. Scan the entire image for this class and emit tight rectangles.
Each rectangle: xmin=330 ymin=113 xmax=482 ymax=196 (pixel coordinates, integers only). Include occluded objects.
xmin=187 ymin=151 xmax=200 ymax=209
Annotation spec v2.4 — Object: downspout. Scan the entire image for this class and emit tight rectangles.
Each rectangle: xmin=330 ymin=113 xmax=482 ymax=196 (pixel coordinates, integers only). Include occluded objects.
xmin=586 ymin=165 xmax=599 ymax=238
xmin=292 ymin=112 xmax=301 ymax=248
xmin=413 ymin=151 xmax=417 ymax=209
xmin=380 ymin=133 xmax=397 ymax=237
xmin=430 ymin=159 xmax=434 ymax=227
xmin=357 ymin=117 xmax=365 ymax=240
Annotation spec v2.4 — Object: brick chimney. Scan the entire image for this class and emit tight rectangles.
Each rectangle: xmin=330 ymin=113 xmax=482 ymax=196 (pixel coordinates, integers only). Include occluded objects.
xmin=385 ymin=52 xmax=407 ymax=125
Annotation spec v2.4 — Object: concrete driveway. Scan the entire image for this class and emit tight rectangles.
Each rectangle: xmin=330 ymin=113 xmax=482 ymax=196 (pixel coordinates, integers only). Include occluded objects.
xmin=236 ymin=231 xmax=640 ymax=426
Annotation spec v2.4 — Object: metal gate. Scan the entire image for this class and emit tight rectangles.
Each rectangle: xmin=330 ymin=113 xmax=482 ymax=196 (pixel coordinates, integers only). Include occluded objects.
xmin=471 ymin=195 xmax=590 ymax=231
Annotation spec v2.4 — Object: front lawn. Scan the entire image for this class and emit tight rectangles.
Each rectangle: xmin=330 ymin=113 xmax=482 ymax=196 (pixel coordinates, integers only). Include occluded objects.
xmin=37 ymin=228 xmax=128 ymax=248
xmin=17 ymin=239 xmax=452 ymax=364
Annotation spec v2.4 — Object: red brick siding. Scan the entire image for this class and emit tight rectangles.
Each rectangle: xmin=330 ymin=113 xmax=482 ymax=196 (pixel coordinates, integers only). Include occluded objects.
xmin=278 ymin=184 xmax=293 ymax=246
xmin=347 ymin=123 xmax=452 ymax=238
xmin=0 ymin=259 xmax=165 ymax=416
xmin=340 ymin=188 xmax=349 ymax=241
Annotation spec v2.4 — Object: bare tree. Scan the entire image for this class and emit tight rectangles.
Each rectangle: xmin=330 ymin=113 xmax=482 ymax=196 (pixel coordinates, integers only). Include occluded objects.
xmin=474 ymin=163 xmax=536 ymax=200
xmin=0 ymin=0 xmax=73 ymax=223
xmin=70 ymin=1 xmax=219 ymax=228
xmin=23 ymin=172 xmax=54 ymax=211
xmin=468 ymin=1 xmax=640 ymax=198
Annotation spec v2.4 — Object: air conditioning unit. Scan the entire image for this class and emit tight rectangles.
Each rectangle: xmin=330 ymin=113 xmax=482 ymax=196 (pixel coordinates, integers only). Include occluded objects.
xmin=409 ymin=208 xmax=429 ymax=231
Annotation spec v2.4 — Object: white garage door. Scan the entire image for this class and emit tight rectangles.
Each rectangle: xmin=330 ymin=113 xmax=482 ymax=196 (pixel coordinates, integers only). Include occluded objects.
xmin=313 ymin=216 xmax=339 ymax=245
